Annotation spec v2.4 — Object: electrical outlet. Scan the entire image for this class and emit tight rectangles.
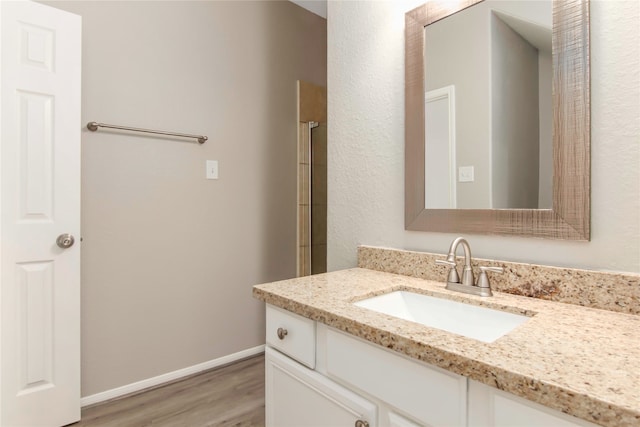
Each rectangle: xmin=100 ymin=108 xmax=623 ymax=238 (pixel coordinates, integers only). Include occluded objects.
xmin=206 ymin=160 xmax=219 ymax=180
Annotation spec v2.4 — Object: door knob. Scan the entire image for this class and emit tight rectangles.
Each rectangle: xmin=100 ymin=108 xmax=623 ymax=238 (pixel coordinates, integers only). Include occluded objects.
xmin=56 ymin=233 xmax=75 ymax=249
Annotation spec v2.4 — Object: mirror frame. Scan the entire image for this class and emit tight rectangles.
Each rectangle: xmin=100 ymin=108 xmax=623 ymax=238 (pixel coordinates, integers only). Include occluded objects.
xmin=405 ymin=0 xmax=590 ymax=240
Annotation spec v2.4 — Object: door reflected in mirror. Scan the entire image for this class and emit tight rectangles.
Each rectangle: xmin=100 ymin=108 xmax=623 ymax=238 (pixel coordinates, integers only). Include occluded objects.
xmin=424 ymin=0 xmax=552 ymax=209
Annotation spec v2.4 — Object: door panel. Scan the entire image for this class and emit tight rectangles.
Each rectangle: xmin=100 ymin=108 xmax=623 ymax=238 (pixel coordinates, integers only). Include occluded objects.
xmin=1 ymin=1 xmax=81 ymax=425
xmin=18 ymin=91 xmax=54 ymax=221
xmin=17 ymin=260 xmax=55 ymax=392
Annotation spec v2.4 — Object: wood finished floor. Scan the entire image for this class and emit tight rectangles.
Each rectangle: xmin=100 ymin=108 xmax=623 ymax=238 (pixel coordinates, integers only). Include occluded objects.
xmin=73 ymin=354 xmax=265 ymax=427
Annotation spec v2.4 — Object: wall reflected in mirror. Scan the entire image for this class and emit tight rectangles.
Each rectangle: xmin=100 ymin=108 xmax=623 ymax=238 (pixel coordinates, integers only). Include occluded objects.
xmin=424 ymin=0 xmax=552 ymax=209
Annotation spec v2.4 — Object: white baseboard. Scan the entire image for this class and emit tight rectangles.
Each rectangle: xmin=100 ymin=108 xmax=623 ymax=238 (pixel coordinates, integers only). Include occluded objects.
xmin=81 ymin=344 xmax=265 ymax=407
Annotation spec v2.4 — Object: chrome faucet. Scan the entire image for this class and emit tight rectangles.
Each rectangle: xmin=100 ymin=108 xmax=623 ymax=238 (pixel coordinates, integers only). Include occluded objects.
xmin=436 ymin=237 xmax=503 ymax=297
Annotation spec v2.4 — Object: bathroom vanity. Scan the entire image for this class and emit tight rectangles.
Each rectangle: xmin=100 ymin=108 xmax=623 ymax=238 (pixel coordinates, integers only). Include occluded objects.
xmin=253 ymin=251 xmax=640 ymax=427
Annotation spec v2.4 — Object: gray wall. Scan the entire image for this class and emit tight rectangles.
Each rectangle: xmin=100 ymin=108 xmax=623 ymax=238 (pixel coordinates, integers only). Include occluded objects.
xmin=42 ymin=0 xmax=326 ymax=397
xmin=424 ymin=3 xmax=491 ymax=208
xmin=327 ymin=0 xmax=640 ymax=274
xmin=491 ymin=13 xmax=540 ymax=209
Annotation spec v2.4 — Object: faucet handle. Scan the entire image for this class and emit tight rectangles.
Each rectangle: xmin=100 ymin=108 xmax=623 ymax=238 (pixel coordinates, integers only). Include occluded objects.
xmin=479 ymin=266 xmax=504 ymax=274
xmin=476 ymin=266 xmax=504 ymax=290
xmin=436 ymin=259 xmax=459 ymax=283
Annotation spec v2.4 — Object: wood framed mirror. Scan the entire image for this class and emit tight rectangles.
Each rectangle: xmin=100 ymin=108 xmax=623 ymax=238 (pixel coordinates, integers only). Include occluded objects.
xmin=405 ymin=0 xmax=590 ymax=240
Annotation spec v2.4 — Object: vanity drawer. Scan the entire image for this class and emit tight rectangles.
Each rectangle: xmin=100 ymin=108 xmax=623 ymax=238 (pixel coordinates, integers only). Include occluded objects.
xmin=323 ymin=326 xmax=466 ymax=426
xmin=266 ymin=305 xmax=316 ymax=369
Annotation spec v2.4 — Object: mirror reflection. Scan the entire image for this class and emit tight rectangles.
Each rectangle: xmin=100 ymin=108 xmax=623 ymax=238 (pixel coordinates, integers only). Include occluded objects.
xmin=423 ymin=0 xmax=552 ymax=209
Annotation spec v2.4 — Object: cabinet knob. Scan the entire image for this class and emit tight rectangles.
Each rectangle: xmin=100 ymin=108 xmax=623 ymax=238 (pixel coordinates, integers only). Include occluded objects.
xmin=355 ymin=420 xmax=369 ymax=427
xmin=277 ymin=327 xmax=288 ymax=340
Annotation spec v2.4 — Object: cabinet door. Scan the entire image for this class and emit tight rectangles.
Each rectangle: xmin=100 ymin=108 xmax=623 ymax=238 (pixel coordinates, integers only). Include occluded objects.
xmin=468 ymin=380 xmax=599 ymax=427
xmin=266 ymin=347 xmax=376 ymax=427
xmin=321 ymin=326 xmax=466 ymax=426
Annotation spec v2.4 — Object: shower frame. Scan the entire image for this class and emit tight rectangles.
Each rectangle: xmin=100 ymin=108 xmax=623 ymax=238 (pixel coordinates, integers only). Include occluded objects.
xmin=297 ymin=81 xmax=327 ymax=277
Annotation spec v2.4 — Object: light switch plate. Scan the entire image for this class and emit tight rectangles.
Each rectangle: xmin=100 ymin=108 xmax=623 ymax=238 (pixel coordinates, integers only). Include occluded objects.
xmin=458 ymin=166 xmax=474 ymax=182
xmin=206 ymin=160 xmax=219 ymax=179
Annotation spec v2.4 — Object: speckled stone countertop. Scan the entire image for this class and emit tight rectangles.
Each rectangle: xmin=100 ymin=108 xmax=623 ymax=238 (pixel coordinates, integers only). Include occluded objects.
xmin=358 ymin=246 xmax=640 ymax=315
xmin=253 ymin=268 xmax=640 ymax=427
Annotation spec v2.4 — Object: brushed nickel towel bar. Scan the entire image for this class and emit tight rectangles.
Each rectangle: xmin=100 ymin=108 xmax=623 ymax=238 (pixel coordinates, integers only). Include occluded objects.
xmin=86 ymin=121 xmax=208 ymax=144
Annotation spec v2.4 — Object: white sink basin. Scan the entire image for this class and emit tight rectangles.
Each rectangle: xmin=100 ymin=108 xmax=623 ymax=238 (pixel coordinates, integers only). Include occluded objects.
xmin=354 ymin=291 xmax=530 ymax=343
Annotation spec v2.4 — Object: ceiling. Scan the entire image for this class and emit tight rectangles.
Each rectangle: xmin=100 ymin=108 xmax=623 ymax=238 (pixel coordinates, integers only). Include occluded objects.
xmin=289 ymin=0 xmax=327 ymax=19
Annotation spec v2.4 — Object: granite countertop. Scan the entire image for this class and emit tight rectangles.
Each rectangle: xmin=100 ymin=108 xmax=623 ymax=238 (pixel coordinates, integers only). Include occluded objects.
xmin=253 ymin=268 xmax=640 ymax=427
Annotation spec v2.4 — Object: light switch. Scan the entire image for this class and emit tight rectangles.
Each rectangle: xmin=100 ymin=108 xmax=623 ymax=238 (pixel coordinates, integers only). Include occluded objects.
xmin=458 ymin=166 xmax=474 ymax=182
xmin=206 ymin=160 xmax=219 ymax=180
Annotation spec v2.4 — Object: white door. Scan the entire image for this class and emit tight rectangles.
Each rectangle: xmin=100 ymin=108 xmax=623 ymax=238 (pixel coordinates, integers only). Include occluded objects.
xmin=425 ymin=86 xmax=456 ymax=209
xmin=1 ymin=1 xmax=81 ymax=425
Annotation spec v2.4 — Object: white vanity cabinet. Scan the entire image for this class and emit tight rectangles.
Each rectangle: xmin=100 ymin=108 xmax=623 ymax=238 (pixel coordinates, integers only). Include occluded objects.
xmin=265 ymin=306 xmax=376 ymax=427
xmin=265 ymin=305 xmax=464 ymax=427
xmin=265 ymin=304 xmax=599 ymax=427
xmin=468 ymin=380 xmax=599 ymax=427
